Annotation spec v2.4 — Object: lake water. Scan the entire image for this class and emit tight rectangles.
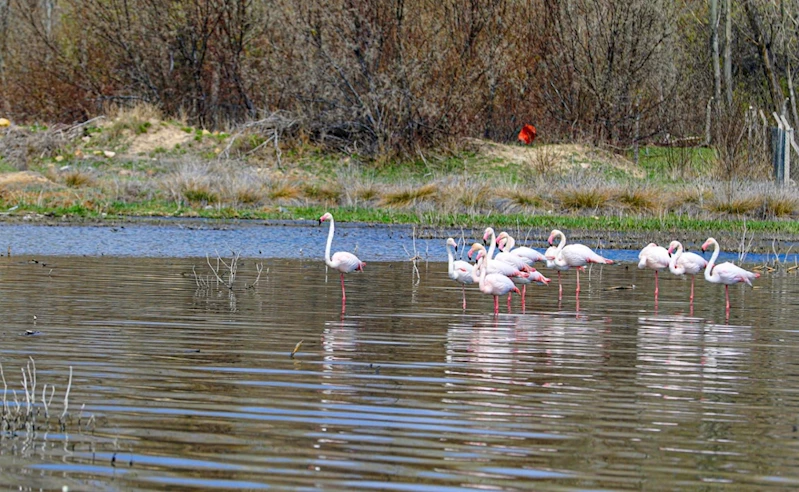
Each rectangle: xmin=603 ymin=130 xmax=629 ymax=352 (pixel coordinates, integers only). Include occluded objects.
xmin=2 ymin=222 xmax=799 ymax=490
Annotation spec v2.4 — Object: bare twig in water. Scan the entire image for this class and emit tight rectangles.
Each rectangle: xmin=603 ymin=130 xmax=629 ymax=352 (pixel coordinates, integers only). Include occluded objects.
xmin=402 ymin=226 xmax=421 ymax=286
xmin=60 ymin=366 xmax=73 ymax=424
xmin=738 ymin=220 xmax=755 ymax=263
xmin=291 ymin=340 xmax=304 ymax=358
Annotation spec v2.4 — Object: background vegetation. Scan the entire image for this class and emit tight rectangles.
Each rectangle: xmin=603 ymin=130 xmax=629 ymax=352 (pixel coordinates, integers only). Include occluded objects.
xmin=0 ymin=0 xmax=797 ymax=162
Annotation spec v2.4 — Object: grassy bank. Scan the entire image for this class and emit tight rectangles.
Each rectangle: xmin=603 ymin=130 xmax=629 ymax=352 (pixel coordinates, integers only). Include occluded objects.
xmin=1 ymin=107 xmax=798 ymax=252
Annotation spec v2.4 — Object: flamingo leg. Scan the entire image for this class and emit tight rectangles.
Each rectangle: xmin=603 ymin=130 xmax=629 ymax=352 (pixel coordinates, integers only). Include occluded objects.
xmin=575 ymin=269 xmax=581 ymax=295
xmin=654 ymin=270 xmax=659 ymax=298
xmin=521 ymin=284 xmax=527 ymax=312
xmin=493 ymin=295 xmax=499 ymax=315
xmin=558 ymin=272 xmax=563 ymax=300
xmin=507 ymin=293 xmax=512 ymax=311
xmin=340 ymin=273 xmax=346 ymax=302
xmin=690 ymin=276 xmax=695 ymax=302
xmin=462 ymin=285 xmax=467 ymax=310
xmin=725 ymin=284 xmax=731 ymax=312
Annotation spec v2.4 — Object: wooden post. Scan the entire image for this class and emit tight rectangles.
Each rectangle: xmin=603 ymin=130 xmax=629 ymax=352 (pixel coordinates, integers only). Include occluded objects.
xmin=773 ymin=113 xmax=790 ymax=185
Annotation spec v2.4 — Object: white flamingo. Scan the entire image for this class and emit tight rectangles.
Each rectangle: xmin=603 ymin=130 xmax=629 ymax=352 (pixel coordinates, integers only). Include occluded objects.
xmin=481 ymin=228 xmax=534 ymax=273
xmin=496 ymin=232 xmax=547 ymax=264
xmin=546 ymin=229 xmax=613 ymax=295
xmin=544 ymin=244 xmax=571 ymax=300
xmin=446 ymin=238 xmax=475 ymax=310
xmin=701 ymin=237 xmax=760 ymax=313
xmin=637 ymin=242 xmax=671 ymax=298
xmin=472 ymin=237 xmax=520 ymax=315
xmin=667 ymin=240 xmax=708 ymax=304
xmin=320 ymin=212 xmax=365 ymax=304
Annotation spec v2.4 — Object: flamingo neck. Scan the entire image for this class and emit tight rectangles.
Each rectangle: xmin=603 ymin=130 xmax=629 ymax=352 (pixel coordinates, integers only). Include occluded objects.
xmin=669 ymin=244 xmax=683 ymax=272
xmin=446 ymin=242 xmax=455 ymax=276
xmin=704 ymin=240 xmax=720 ymax=281
xmin=480 ymin=234 xmax=497 ymax=287
xmin=553 ymin=231 xmax=566 ymax=256
xmin=324 ymin=217 xmax=335 ymax=267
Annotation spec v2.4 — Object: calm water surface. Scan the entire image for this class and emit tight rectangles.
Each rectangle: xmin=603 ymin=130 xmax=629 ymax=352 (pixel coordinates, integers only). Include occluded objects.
xmin=1 ymin=224 xmax=799 ymax=490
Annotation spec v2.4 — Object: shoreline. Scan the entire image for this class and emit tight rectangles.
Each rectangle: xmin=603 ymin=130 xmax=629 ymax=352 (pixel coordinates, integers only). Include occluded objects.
xmin=2 ymin=212 xmax=797 ymax=256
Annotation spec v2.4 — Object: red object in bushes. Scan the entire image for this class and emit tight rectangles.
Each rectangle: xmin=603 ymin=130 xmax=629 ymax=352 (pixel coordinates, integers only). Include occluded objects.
xmin=518 ymin=124 xmax=537 ymax=145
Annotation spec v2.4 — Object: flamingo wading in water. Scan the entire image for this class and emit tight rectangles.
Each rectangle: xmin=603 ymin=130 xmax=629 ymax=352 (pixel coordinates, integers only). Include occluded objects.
xmin=546 ymin=229 xmax=613 ymax=296
xmin=701 ymin=237 xmax=759 ymax=313
xmin=320 ymin=212 xmax=365 ymax=304
xmin=472 ymin=234 xmax=520 ymax=315
xmin=667 ymin=240 xmax=708 ymax=304
xmin=637 ymin=243 xmax=670 ymax=299
xmin=446 ymin=238 xmax=475 ymax=310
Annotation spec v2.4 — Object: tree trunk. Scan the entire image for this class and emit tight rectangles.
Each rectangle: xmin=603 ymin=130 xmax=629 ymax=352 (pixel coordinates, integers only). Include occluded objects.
xmin=711 ymin=0 xmax=722 ymax=104
xmin=723 ymin=0 xmax=733 ymax=108
xmin=744 ymin=0 xmax=785 ymax=116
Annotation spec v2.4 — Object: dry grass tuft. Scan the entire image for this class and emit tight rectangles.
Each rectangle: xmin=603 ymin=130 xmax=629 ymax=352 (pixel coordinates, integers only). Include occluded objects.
xmin=615 ymin=187 xmax=656 ymax=211
xmin=707 ymin=196 xmax=760 ymax=215
xmin=502 ymin=188 xmax=543 ymax=208
xmin=63 ymin=169 xmax=95 ymax=188
xmin=763 ymin=195 xmax=797 ymax=218
xmin=380 ymin=183 xmax=439 ymax=207
xmin=267 ymin=179 xmax=302 ymax=201
xmin=303 ymin=182 xmax=342 ymax=203
xmin=558 ymin=185 xmax=612 ymax=210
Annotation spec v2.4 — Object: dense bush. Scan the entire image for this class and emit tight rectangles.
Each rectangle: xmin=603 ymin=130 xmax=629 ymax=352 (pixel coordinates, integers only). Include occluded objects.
xmin=0 ymin=0 xmax=794 ymax=158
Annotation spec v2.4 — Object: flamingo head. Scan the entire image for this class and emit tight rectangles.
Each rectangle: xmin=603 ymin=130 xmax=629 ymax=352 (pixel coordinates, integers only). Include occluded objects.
xmin=482 ymin=227 xmax=495 ymax=246
xmin=701 ymin=237 xmax=716 ymax=252
xmin=667 ymin=240 xmax=680 ymax=255
xmin=318 ymin=212 xmax=333 ymax=224
xmin=547 ymin=230 xmax=558 ymax=245
xmin=446 ymin=237 xmax=458 ymax=251
xmin=468 ymin=243 xmax=485 ymax=261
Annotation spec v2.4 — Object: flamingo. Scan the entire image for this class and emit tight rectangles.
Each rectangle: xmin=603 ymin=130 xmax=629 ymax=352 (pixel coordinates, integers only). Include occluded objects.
xmin=319 ymin=212 xmax=365 ymax=304
xmin=544 ymin=244 xmax=571 ymax=300
xmin=546 ymin=229 xmax=613 ymax=295
xmin=472 ymin=237 xmax=520 ymax=315
xmin=701 ymin=237 xmax=760 ymax=313
xmin=637 ymin=243 xmax=671 ymax=298
xmin=468 ymin=243 xmax=529 ymax=278
xmin=446 ymin=238 xmax=475 ymax=310
xmin=496 ymin=232 xmax=547 ymax=264
xmin=667 ymin=240 xmax=708 ymax=304
xmin=482 ymin=228 xmax=534 ymax=273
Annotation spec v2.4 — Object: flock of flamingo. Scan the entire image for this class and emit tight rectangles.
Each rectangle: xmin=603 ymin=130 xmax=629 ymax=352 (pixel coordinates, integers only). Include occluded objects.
xmin=319 ymin=212 xmax=760 ymax=315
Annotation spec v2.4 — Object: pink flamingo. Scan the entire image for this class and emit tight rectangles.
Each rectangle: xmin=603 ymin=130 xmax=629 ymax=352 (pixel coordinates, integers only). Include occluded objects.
xmin=496 ymin=232 xmax=547 ymax=264
xmin=320 ymin=212 xmax=365 ymax=304
xmin=469 ymin=241 xmax=543 ymax=309
xmin=482 ymin=228 xmax=534 ymax=273
xmin=446 ymin=238 xmax=475 ymax=310
xmin=546 ymin=229 xmax=613 ymax=295
xmin=544 ymin=244 xmax=571 ymax=300
xmin=472 ymin=238 xmax=520 ymax=315
xmin=667 ymin=240 xmax=708 ymax=304
xmin=637 ymin=243 xmax=670 ymax=298
xmin=701 ymin=237 xmax=760 ymax=314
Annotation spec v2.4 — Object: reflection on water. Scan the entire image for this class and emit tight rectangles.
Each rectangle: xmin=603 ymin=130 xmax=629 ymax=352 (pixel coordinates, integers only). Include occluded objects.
xmin=2 ymin=254 xmax=799 ymax=490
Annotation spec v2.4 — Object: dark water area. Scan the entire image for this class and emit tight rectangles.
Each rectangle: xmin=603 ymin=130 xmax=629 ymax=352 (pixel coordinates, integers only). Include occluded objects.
xmin=1 ymin=221 xmax=796 ymax=264
xmin=2 ymin=223 xmax=799 ymax=490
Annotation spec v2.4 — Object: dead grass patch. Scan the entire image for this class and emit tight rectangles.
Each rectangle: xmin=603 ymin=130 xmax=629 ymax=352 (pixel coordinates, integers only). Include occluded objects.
xmin=303 ymin=182 xmax=342 ymax=202
xmin=63 ymin=169 xmax=95 ymax=188
xmin=763 ymin=195 xmax=797 ymax=217
xmin=615 ymin=187 xmax=657 ymax=211
xmin=558 ymin=186 xmax=613 ymax=210
xmin=707 ymin=196 xmax=760 ymax=215
xmin=380 ymin=183 xmax=439 ymax=207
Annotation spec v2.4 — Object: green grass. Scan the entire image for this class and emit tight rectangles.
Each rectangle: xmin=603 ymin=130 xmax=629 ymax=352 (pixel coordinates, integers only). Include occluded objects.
xmin=634 ymin=145 xmax=715 ymax=181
